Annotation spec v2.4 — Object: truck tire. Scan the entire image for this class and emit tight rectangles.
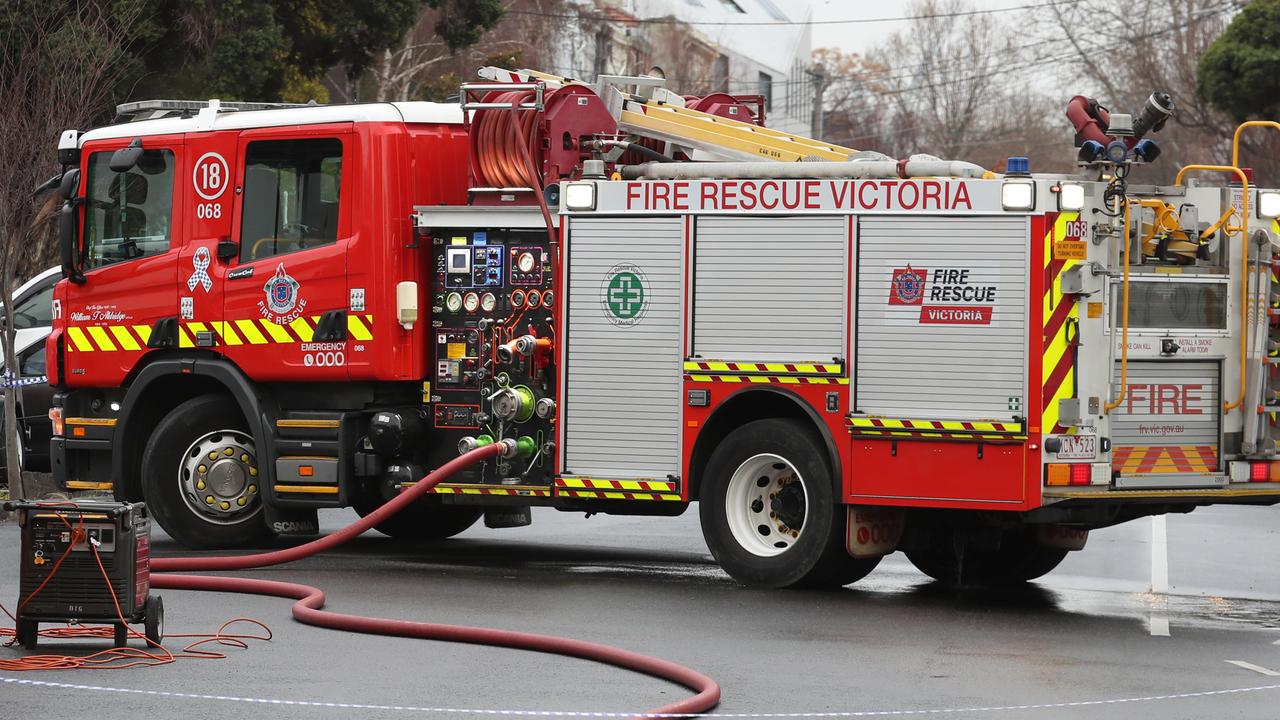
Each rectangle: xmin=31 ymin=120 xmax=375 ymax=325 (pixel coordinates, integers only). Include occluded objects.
xmin=352 ymin=494 xmax=482 ymax=540
xmin=699 ymin=418 xmax=880 ymax=588
xmin=141 ymin=394 xmax=271 ymax=549
xmin=906 ymin=528 xmax=1068 ymax=585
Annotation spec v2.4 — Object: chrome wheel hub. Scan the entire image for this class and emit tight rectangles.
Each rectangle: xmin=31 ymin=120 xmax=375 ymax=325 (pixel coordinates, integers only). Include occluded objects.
xmin=178 ymin=429 xmax=261 ymax=524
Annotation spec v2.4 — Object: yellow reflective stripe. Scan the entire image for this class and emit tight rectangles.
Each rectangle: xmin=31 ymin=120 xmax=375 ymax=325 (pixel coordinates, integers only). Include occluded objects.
xmin=210 ymin=321 xmax=242 ymax=345
xmin=67 ymin=327 xmax=94 ymax=352
xmin=178 ymin=327 xmax=194 ymax=348
xmin=260 ymin=320 xmax=293 ymax=343
xmin=289 ymin=317 xmax=313 ymax=342
xmin=347 ymin=315 xmax=373 ymax=341
xmin=132 ymin=325 xmax=151 ymax=346
xmin=235 ymin=319 xmax=268 ymax=344
xmin=706 ymin=362 xmax=731 ymax=371
xmin=87 ymin=326 xmax=117 ymax=352
xmin=108 ymin=325 xmax=140 ymax=352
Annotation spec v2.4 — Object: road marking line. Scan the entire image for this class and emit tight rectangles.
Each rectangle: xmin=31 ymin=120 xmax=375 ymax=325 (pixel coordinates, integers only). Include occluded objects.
xmin=1227 ymin=661 xmax=1280 ymax=677
xmin=4 ymin=675 xmax=1280 ymax=717
xmin=1149 ymin=615 xmax=1170 ymax=637
xmin=1151 ymin=514 xmax=1169 ymax=593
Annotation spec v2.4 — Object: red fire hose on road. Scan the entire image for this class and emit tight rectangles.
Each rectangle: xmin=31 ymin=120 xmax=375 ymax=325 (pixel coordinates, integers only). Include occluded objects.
xmin=150 ymin=443 xmax=720 ymax=719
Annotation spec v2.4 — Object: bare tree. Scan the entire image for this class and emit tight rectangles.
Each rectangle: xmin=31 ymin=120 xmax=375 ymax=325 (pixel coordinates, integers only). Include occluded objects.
xmin=1047 ymin=0 xmax=1250 ymax=179
xmin=0 ymin=1 xmax=140 ymax=497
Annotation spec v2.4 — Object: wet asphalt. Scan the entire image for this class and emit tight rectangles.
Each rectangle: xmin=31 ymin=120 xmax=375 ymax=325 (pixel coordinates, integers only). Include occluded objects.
xmin=3 ymin=503 xmax=1280 ymax=719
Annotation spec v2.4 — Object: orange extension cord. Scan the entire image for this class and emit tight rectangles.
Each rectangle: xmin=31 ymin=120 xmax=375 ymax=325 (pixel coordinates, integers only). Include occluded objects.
xmin=1 ymin=445 xmax=721 ymax=719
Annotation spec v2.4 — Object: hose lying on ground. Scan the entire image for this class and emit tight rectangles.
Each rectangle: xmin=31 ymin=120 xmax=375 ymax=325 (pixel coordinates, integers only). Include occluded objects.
xmin=151 ymin=443 xmax=721 ymax=719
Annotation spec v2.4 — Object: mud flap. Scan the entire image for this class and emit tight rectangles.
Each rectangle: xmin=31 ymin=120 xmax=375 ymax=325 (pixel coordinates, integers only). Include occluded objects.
xmin=845 ymin=506 xmax=904 ymax=558
xmin=264 ymin=505 xmax=319 ymax=536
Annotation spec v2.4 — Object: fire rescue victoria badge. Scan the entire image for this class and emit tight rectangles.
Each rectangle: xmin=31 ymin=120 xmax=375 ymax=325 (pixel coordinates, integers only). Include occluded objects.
xmin=259 ymin=263 xmax=306 ymax=324
xmin=601 ymin=263 xmax=649 ymax=327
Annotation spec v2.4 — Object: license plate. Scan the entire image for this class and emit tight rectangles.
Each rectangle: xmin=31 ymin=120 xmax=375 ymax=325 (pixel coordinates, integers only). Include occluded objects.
xmin=1056 ymin=434 xmax=1097 ymax=460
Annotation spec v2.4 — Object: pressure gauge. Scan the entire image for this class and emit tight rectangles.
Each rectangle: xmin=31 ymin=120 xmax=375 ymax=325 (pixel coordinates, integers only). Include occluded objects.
xmin=480 ymin=292 xmax=497 ymax=312
xmin=445 ymin=292 xmax=463 ymax=313
xmin=463 ymin=292 xmax=480 ymax=313
xmin=517 ymin=251 xmax=537 ymax=274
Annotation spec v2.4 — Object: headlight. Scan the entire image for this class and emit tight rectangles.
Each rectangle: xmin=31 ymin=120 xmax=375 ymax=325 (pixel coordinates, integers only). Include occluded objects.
xmin=1257 ymin=190 xmax=1280 ymax=219
xmin=1056 ymin=183 xmax=1085 ymax=211
xmin=563 ymin=182 xmax=597 ymax=211
xmin=1001 ymin=180 xmax=1035 ymax=211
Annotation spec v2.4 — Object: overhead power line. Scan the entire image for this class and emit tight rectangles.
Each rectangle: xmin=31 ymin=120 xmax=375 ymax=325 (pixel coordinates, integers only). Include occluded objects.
xmin=506 ymin=0 xmax=1083 ymax=28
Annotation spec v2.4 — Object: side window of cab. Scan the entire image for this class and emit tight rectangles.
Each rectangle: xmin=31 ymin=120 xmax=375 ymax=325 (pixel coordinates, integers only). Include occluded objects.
xmin=240 ymin=138 xmax=343 ymax=263
xmin=83 ymin=149 xmax=176 ymax=268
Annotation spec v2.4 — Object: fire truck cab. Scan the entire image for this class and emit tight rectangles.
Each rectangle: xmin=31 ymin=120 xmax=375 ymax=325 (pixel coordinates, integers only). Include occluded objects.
xmin=45 ymin=78 xmax=1280 ymax=588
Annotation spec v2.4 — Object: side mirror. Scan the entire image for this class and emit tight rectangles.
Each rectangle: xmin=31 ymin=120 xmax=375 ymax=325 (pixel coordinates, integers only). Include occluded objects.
xmin=59 ymin=168 xmax=80 ymax=201
xmin=109 ymin=138 xmax=143 ymax=173
xmin=59 ymin=201 xmax=85 ymax=284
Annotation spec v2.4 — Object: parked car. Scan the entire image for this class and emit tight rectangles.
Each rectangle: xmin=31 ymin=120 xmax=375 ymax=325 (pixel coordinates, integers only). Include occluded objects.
xmin=0 ymin=267 xmax=60 ymax=474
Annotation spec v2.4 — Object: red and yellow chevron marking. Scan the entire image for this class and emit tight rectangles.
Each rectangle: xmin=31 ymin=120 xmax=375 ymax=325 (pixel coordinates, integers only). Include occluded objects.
xmin=1112 ymin=445 xmax=1218 ymax=474
xmin=557 ymin=489 xmax=684 ymax=502
xmin=556 ymin=477 xmax=677 ymax=493
xmin=847 ymin=416 xmax=1025 ymax=441
xmin=64 ymin=315 xmax=374 ymax=352
xmin=682 ymin=361 xmax=843 ymax=375
xmin=687 ymin=374 xmax=849 ymax=385
xmin=401 ymin=482 xmax=552 ymax=497
xmin=1042 ymin=212 xmax=1081 ymax=434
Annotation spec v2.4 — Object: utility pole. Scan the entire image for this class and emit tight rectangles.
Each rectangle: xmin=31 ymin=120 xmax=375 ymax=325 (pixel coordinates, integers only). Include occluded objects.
xmin=809 ymin=64 xmax=826 ymax=141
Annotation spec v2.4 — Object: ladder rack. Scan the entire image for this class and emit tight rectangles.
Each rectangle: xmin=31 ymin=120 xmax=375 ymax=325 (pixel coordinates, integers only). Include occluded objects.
xmin=477 ymin=66 xmax=861 ymax=164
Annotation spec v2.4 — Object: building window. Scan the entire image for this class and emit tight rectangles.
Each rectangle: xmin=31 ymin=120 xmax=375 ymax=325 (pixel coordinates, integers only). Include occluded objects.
xmin=758 ymin=71 xmax=773 ymax=111
xmin=240 ymin=138 xmax=343 ymax=263
xmin=84 ymin=149 xmax=175 ymax=268
xmin=713 ymin=54 xmax=730 ymax=93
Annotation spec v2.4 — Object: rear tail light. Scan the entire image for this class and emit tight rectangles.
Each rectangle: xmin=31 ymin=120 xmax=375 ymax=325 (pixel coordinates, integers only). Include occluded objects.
xmin=49 ymin=407 xmax=64 ymax=437
xmin=1047 ymin=463 xmax=1097 ymax=486
xmin=1249 ymin=461 xmax=1278 ymax=482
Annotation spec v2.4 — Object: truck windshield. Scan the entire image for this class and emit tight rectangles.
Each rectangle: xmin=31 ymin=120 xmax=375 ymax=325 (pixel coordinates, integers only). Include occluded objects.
xmin=83 ymin=149 xmax=175 ymax=269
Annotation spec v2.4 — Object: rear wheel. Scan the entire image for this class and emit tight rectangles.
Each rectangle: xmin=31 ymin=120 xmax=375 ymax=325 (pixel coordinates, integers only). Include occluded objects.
xmin=142 ymin=395 xmax=271 ymax=549
xmin=352 ymin=493 xmax=482 ymax=540
xmin=906 ymin=527 xmax=1068 ymax=585
xmin=699 ymin=418 xmax=880 ymax=588
xmin=144 ymin=595 xmax=165 ymax=646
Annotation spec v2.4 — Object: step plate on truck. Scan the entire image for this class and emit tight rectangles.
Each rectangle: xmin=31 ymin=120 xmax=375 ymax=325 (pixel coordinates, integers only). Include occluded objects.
xmin=1111 ymin=360 xmax=1221 ymax=488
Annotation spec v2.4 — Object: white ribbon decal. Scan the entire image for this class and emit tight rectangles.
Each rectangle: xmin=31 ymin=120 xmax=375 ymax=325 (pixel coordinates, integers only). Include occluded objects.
xmin=188 ymin=246 xmax=213 ymax=292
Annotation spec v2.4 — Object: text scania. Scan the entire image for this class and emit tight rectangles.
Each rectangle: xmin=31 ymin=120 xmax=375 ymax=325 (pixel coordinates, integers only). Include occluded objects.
xmin=624 ymin=179 xmax=974 ymax=212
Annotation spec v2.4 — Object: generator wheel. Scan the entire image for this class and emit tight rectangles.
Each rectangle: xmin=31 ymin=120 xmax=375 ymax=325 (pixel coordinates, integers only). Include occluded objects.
xmin=142 ymin=395 xmax=272 ymax=549
xmin=144 ymin=595 xmax=165 ymax=646
xmin=113 ymin=622 xmax=129 ymax=648
xmin=16 ymin=618 xmax=37 ymax=650
xmin=699 ymin=418 xmax=880 ymax=589
xmin=351 ymin=493 xmax=482 ymax=540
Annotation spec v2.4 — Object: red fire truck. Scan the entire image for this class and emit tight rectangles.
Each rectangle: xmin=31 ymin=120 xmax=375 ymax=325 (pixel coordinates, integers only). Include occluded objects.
xmin=44 ymin=71 xmax=1280 ymax=588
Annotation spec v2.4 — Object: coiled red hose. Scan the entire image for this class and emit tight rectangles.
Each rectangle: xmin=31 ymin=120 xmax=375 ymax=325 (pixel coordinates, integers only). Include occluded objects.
xmin=151 ymin=444 xmax=720 ymax=719
xmin=471 ymin=90 xmax=543 ymax=189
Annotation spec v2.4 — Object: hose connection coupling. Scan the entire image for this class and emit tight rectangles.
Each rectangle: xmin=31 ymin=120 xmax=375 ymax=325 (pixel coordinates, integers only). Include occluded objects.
xmin=457 ymin=434 xmax=495 ymax=455
xmin=497 ymin=335 xmax=551 ymax=363
xmin=498 ymin=437 xmax=520 ymax=459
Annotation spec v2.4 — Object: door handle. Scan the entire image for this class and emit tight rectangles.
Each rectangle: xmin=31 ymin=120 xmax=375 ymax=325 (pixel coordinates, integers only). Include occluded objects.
xmin=313 ymin=310 xmax=347 ymax=342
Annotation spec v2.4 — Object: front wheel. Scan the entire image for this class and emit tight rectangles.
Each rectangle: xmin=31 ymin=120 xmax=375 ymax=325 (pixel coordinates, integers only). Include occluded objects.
xmin=142 ymin=395 xmax=272 ymax=548
xmin=699 ymin=418 xmax=880 ymax=589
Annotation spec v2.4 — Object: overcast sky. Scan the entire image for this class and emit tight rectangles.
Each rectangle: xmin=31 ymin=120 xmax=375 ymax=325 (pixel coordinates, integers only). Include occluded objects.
xmin=810 ymin=0 xmax=1031 ymax=54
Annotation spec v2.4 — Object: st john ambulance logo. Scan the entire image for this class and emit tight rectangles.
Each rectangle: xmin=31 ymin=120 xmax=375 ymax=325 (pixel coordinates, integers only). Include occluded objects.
xmin=259 ymin=263 xmax=307 ymax=324
xmin=601 ymin=263 xmax=649 ymax=327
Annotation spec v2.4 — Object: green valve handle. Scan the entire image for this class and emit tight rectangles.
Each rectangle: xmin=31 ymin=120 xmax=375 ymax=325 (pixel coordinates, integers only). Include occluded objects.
xmin=511 ymin=386 xmax=536 ymax=423
xmin=515 ymin=436 xmax=537 ymax=458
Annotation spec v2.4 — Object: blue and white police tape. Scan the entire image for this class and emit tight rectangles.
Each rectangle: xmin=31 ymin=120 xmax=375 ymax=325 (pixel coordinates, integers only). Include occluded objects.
xmin=0 ymin=374 xmax=46 ymax=389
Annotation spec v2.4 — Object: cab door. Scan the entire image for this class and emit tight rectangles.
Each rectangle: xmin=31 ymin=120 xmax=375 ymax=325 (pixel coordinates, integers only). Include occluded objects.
xmin=222 ymin=124 xmax=354 ymax=381
xmin=61 ymin=138 xmax=184 ymax=387
xmin=178 ymin=130 xmax=239 ymax=348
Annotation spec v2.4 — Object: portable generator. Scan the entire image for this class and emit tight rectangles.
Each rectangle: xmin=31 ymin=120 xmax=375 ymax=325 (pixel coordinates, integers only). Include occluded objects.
xmin=4 ymin=500 xmax=162 ymax=650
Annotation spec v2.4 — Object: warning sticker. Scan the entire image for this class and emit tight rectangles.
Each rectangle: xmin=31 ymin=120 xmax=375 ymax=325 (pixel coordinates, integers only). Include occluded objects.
xmin=1053 ymin=239 xmax=1087 ymax=260
xmin=446 ymin=342 xmax=466 ymax=359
